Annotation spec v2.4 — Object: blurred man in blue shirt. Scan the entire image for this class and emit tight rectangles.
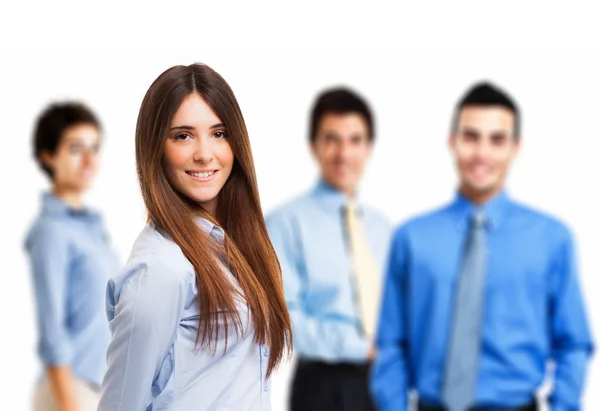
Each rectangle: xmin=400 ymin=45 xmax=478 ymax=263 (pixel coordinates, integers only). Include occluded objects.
xmin=267 ymin=88 xmax=392 ymax=411
xmin=371 ymin=82 xmax=594 ymax=411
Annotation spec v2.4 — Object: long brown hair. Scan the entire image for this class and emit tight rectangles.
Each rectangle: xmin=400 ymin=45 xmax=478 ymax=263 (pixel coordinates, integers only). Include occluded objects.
xmin=135 ymin=63 xmax=292 ymax=376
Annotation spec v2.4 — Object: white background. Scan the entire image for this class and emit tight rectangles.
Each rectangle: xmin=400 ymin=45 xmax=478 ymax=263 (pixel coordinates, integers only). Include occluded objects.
xmin=1 ymin=5 xmax=599 ymax=410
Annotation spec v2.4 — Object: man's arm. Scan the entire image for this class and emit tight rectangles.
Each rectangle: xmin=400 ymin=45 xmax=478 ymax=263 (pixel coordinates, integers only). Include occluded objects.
xmin=371 ymin=225 xmax=411 ymax=411
xmin=548 ymin=228 xmax=594 ymax=411
xmin=266 ymin=212 xmax=370 ymax=362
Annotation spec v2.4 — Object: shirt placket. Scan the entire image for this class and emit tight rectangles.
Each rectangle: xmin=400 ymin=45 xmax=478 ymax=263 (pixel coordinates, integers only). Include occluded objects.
xmin=259 ymin=345 xmax=269 ymax=409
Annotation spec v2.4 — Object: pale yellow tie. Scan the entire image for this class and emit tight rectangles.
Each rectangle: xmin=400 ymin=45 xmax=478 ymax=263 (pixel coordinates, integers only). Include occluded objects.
xmin=344 ymin=201 xmax=381 ymax=338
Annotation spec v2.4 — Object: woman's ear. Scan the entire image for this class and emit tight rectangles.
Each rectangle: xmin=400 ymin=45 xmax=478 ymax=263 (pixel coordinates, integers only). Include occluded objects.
xmin=40 ymin=150 xmax=55 ymax=171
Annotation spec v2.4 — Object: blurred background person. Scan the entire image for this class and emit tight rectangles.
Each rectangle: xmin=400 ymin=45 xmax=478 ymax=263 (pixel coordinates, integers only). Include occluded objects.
xmin=24 ymin=102 xmax=119 ymax=411
xmin=267 ymin=88 xmax=392 ymax=411
xmin=372 ymin=82 xmax=594 ymax=411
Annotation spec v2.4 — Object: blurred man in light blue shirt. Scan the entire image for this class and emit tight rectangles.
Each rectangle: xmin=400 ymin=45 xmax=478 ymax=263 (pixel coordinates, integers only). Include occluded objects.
xmin=267 ymin=88 xmax=392 ymax=411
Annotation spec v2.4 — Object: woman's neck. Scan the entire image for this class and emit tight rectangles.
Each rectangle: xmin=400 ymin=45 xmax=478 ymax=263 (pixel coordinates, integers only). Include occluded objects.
xmin=52 ymin=186 xmax=85 ymax=210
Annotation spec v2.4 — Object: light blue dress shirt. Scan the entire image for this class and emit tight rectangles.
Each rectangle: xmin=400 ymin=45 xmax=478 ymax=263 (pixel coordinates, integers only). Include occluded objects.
xmin=98 ymin=217 xmax=272 ymax=411
xmin=266 ymin=180 xmax=393 ymax=363
xmin=24 ymin=192 xmax=119 ymax=387
xmin=372 ymin=191 xmax=594 ymax=411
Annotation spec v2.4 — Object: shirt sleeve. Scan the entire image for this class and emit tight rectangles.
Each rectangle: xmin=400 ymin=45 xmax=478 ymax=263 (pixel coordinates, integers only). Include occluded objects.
xmin=98 ymin=255 xmax=188 ymax=411
xmin=548 ymin=228 xmax=594 ymax=411
xmin=266 ymin=212 xmax=369 ymax=362
xmin=371 ymin=225 xmax=410 ymax=411
xmin=26 ymin=221 xmax=73 ymax=366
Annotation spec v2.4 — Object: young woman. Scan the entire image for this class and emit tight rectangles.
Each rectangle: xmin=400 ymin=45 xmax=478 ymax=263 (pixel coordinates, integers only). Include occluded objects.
xmin=25 ymin=103 xmax=119 ymax=411
xmin=98 ymin=63 xmax=292 ymax=411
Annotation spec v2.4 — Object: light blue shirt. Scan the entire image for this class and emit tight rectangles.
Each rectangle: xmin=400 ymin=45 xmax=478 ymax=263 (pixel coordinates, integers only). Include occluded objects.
xmin=24 ymin=192 xmax=119 ymax=387
xmin=372 ymin=191 xmax=594 ymax=411
xmin=98 ymin=218 xmax=272 ymax=411
xmin=266 ymin=180 xmax=393 ymax=363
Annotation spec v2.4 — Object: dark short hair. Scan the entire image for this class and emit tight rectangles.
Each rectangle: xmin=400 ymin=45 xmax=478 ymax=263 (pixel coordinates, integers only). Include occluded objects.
xmin=309 ymin=87 xmax=374 ymax=143
xmin=33 ymin=102 xmax=101 ymax=178
xmin=452 ymin=82 xmax=520 ymax=140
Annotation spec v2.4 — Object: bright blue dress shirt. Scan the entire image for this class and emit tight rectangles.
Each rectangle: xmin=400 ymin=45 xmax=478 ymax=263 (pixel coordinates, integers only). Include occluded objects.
xmin=266 ymin=180 xmax=393 ymax=363
xmin=24 ymin=192 xmax=119 ymax=388
xmin=98 ymin=217 xmax=272 ymax=411
xmin=372 ymin=191 xmax=594 ymax=411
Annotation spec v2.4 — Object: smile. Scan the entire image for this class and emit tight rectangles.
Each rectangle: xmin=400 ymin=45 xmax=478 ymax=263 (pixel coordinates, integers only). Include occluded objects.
xmin=186 ymin=170 xmax=218 ymax=181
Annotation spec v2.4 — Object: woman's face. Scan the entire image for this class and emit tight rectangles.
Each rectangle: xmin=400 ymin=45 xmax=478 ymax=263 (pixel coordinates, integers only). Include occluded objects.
xmin=41 ymin=124 xmax=101 ymax=194
xmin=163 ymin=93 xmax=234 ymax=216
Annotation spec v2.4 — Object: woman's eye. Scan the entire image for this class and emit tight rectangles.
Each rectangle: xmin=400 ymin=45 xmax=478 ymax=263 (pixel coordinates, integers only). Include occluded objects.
xmin=69 ymin=144 xmax=84 ymax=154
xmin=175 ymin=133 xmax=191 ymax=141
xmin=213 ymin=131 xmax=227 ymax=139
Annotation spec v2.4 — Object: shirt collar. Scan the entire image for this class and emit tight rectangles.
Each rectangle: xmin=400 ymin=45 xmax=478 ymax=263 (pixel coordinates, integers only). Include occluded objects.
xmin=195 ymin=216 xmax=225 ymax=244
xmin=41 ymin=192 xmax=100 ymax=221
xmin=312 ymin=179 xmax=364 ymax=215
xmin=450 ymin=189 xmax=510 ymax=230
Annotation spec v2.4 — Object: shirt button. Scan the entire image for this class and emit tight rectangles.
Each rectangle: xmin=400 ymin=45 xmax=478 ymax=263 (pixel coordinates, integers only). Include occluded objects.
xmin=264 ymin=384 xmax=268 ymax=392
xmin=264 ymin=349 xmax=269 ymax=357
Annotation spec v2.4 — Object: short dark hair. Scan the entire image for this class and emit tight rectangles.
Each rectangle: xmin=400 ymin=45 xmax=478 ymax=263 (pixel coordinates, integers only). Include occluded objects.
xmin=452 ymin=82 xmax=520 ymax=140
xmin=309 ymin=87 xmax=374 ymax=143
xmin=33 ymin=102 xmax=101 ymax=178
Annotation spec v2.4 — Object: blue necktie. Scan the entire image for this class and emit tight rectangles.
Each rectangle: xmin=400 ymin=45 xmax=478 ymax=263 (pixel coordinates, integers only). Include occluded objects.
xmin=442 ymin=209 xmax=487 ymax=411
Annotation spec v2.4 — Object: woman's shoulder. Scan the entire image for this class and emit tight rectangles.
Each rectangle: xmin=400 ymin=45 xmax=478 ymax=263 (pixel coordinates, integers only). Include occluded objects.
xmin=130 ymin=222 xmax=183 ymax=258
xmin=111 ymin=222 xmax=195 ymax=290
xmin=24 ymin=215 xmax=69 ymax=251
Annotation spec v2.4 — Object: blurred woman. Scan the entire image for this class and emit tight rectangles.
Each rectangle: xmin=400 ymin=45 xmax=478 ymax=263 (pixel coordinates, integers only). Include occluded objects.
xmin=25 ymin=102 xmax=119 ymax=411
xmin=98 ymin=63 xmax=292 ymax=411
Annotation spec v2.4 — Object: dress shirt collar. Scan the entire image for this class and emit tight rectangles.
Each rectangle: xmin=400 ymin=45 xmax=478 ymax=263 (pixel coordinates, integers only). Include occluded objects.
xmin=195 ymin=216 xmax=225 ymax=244
xmin=312 ymin=179 xmax=365 ymax=215
xmin=450 ymin=189 xmax=511 ymax=230
xmin=41 ymin=191 xmax=100 ymax=221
